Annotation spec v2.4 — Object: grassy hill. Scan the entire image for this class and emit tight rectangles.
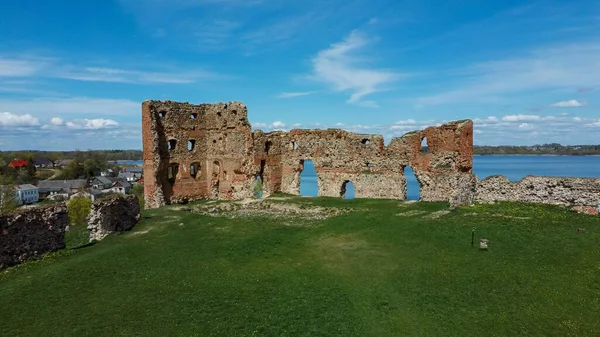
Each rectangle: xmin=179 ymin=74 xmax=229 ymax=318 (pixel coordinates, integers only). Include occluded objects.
xmin=1 ymin=196 xmax=599 ymax=336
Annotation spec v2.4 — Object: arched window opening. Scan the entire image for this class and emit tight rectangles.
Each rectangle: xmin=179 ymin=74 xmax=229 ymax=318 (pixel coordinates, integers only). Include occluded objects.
xmin=213 ymin=161 xmax=220 ymax=176
xmin=404 ymin=166 xmax=420 ymax=200
xmin=265 ymin=141 xmax=272 ymax=154
xmin=168 ymin=139 xmax=177 ymax=151
xmin=188 ymin=140 xmax=195 ymax=151
xmin=190 ymin=162 xmax=200 ymax=178
xmin=299 ymin=160 xmax=318 ymax=197
xmin=340 ymin=180 xmax=356 ymax=199
xmin=361 ymin=138 xmax=370 ymax=145
xmin=190 ymin=113 xmax=198 ymax=119
xmin=168 ymin=163 xmax=179 ymax=184
xmin=421 ymin=137 xmax=428 ymax=153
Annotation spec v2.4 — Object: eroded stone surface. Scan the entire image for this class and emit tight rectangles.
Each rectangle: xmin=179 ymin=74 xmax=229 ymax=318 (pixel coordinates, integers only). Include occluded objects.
xmin=475 ymin=176 xmax=600 ymax=208
xmin=0 ymin=204 xmax=68 ymax=269
xmin=87 ymin=195 xmax=141 ymax=241
xmin=142 ymin=100 xmax=473 ymax=208
xmin=571 ymin=206 xmax=599 ymax=215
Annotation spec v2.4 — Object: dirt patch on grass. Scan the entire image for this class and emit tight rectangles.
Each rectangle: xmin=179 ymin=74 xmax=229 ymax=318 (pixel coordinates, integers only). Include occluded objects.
xmin=423 ymin=210 xmax=451 ymax=219
xmin=128 ymin=228 xmax=152 ymax=236
xmin=163 ymin=215 xmax=183 ymax=223
xmin=316 ymin=233 xmax=369 ymax=251
xmin=312 ymin=233 xmax=395 ymax=278
xmin=174 ymin=199 xmax=350 ymax=221
xmin=395 ymin=210 xmax=428 ymax=217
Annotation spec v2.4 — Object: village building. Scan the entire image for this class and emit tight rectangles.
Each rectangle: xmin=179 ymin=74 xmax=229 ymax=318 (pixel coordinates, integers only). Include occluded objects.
xmin=14 ymin=184 xmax=39 ymax=205
xmin=8 ymin=159 xmax=29 ymax=171
xmin=37 ymin=180 xmax=88 ymax=200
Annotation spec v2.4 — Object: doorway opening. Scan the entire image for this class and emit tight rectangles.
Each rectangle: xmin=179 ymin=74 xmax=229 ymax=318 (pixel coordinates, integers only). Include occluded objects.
xmin=299 ymin=160 xmax=318 ymax=196
xmin=421 ymin=137 xmax=428 ymax=153
xmin=212 ymin=161 xmax=220 ymax=197
xmin=340 ymin=180 xmax=356 ymax=199
xmin=254 ymin=160 xmax=266 ymax=198
xmin=404 ymin=166 xmax=420 ymax=200
xmin=253 ymin=176 xmax=263 ymax=198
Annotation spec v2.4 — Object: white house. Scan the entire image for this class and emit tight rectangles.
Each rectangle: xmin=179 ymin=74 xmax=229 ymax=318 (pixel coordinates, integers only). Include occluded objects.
xmin=15 ymin=184 xmax=39 ymax=205
xmin=101 ymin=169 xmax=114 ymax=177
xmin=70 ymin=189 xmax=103 ymax=202
xmin=118 ymin=172 xmax=142 ymax=183
xmin=109 ymin=180 xmax=132 ymax=194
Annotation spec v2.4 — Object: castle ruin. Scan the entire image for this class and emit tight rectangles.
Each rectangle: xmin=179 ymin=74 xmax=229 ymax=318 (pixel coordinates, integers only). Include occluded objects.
xmin=141 ymin=100 xmax=474 ymax=209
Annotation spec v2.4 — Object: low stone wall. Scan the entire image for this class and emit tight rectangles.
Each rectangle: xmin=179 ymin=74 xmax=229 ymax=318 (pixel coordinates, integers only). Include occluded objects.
xmin=87 ymin=195 xmax=141 ymax=241
xmin=0 ymin=204 xmax=68 ymax=269
xmin=475 ymin=175 xmax=600 ymax=207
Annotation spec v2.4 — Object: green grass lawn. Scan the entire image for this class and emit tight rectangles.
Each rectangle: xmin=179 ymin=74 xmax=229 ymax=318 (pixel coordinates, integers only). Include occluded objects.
xmin=1 ymin=197 xmax=599 ymax=336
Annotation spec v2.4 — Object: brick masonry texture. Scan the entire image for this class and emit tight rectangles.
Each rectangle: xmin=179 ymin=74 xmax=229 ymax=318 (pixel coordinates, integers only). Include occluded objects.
xmin=142 ymin=100 xmax=600 ymax=210
xmin=142 ymin=100 xmax=474 ymax=208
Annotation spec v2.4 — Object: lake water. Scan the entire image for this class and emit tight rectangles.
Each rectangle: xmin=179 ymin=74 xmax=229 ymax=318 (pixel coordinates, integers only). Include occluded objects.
xmin=117 ymin=157 xmax=600 ymax=200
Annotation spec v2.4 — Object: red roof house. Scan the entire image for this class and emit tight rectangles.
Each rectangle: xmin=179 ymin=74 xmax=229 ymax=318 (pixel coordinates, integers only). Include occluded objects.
xmin=8 ymin=159 xmax=29 ymax=170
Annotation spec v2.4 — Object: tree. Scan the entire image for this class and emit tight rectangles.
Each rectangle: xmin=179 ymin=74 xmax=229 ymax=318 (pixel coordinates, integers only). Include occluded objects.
xmin=131 ymin=184 xmax=145 ymax=209
xmin=0 ymin=175 xmax=18 ymax=215
xmin=67 ymin=197 xmax=93 ymax=225
xmin=58 ymin=160 xmax=85 ymax=180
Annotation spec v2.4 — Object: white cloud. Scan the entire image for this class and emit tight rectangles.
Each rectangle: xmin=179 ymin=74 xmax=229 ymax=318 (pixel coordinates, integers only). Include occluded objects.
xmin=0 ymin=56 xmax=217 ymax=84
xmin=502 ymin=114 xmax=541 ymax=122
xmin=0 ymin=112 xmax=40 ymax=127
xmin=277 ymin=91 xmax=317 ymax=98
xmin=549 ymin=99 xmax=586 ymax=108
xmin=394 ymin=119 xmax=417 ymax=125
xmin=0 ymin=97 xmax=139 ymax=117
xmin=473 ymin=116 xmax=500 ymax=123
xmin=50 ymin=117 xmax=64 ymax=126
xmin=417 ymin=41 xmax=600 ymax=105
xmin=271 ymin=121 xmax=286 ymax=128
xmin=0 ymin=58 xmax=48 ymax=77
xmin=251 ymin=121 xmax=288 ymax=131
xmin=311 ymin=31 xmax=401 ymax=106
xmin=65 ymin=119 xmax=119 ymax=130
xmin=55 ymin=67 xmax=214 ymax=84
xmin=518 ymin=123 xmax=534 ymax=130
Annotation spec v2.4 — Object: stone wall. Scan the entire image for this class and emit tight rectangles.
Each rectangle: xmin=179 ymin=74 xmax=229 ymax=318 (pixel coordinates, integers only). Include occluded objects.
xmin=475 ymin=175 xmax=600 ymax=207
xmin=0 ymin=204 xmax=68 ymax=269
xmin=142 ymin=100 xmax=474 ymax=208
xmin=87 ymin=195 xmax=141 ymax=241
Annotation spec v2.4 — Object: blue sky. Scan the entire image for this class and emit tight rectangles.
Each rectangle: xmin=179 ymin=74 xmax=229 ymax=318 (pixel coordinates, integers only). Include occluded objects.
xmin=0 ymin=0 xmax=599 ymax=150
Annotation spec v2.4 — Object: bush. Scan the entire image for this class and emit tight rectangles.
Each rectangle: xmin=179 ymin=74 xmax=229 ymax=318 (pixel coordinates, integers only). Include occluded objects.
xmin=0 ymin=175 xmax=18 ymax=215
xmin=131 ymin=184 xmax=145 ymax=209
xmin=67 ymin=197 xmax=92 ymax=225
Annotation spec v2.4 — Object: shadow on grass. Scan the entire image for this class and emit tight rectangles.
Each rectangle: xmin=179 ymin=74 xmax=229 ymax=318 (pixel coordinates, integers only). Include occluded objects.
xmin=72 ymin=241 xmax=97 ymax=250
